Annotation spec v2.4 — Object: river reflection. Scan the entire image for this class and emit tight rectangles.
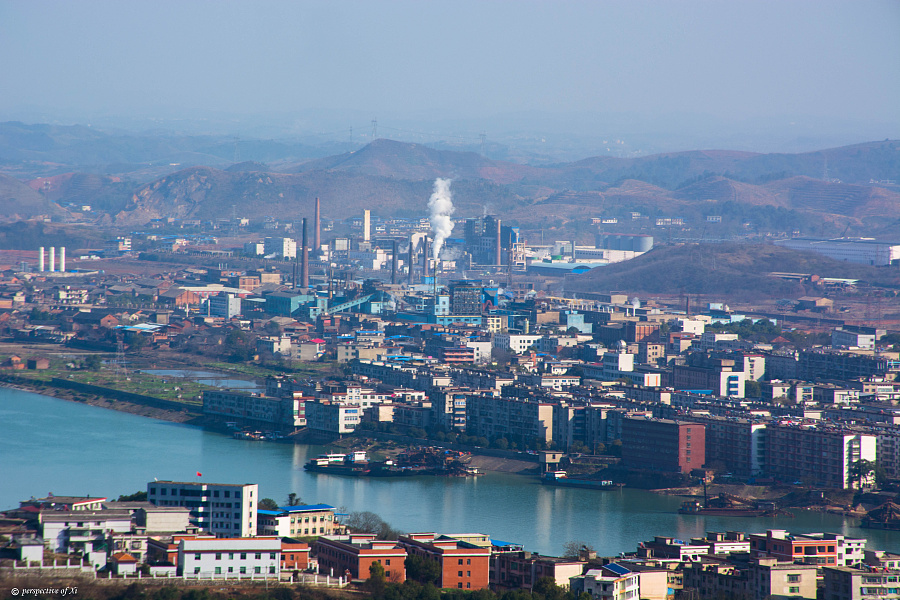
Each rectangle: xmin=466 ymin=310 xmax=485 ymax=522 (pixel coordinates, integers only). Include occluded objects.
xmin=2 ymin=387 xmax=897 ymax=557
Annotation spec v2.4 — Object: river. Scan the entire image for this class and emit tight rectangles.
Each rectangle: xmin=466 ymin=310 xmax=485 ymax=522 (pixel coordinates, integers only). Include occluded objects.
xmin=2 ymin=387 xmax=897 ymax=557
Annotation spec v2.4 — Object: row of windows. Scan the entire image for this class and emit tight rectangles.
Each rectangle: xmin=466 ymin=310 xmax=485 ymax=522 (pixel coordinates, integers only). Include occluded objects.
xmin=203 ymin=566 xmax=276 ymax=575
xmin=198 ymin=552 xmax=277 ymax=560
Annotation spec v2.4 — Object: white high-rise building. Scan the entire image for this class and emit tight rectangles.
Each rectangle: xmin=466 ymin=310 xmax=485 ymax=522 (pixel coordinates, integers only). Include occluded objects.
xmin=147 ymin=480 xmax=258 ymax=537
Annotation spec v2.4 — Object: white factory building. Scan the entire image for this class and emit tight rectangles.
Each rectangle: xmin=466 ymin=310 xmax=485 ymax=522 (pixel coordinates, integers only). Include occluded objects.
xmin=774 ymin=237 xmax=900 ymax=266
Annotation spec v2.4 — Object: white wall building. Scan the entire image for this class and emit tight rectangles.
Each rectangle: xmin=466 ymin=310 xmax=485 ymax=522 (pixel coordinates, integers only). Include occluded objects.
xmin=493 ymin=333 xmax=542 ymax=355
xmin=178 ymin=537 xmax=281 ymax=578
xmin=774 ymin=237 xmax=900 ymax=266
xmin=147 ymin=481 xmax=258 ymax=537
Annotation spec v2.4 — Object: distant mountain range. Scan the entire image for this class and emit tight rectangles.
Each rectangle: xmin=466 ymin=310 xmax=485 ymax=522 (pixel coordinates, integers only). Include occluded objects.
xmin=0 ymin=121 xmax=898 ymax=238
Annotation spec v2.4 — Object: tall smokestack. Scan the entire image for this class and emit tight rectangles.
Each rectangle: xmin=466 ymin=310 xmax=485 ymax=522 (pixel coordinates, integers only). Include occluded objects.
xmin=363 ymin=209 xmax=371 ymax=243
xmin=391 ymin=240 xmax=398 ymax=285
xmin=314 ymin=197 xmax=321 ymax=253
xmin=301 ymin=218 xmax=309 ymax=289
xmin=495 ymin=219 xmax=502 ymax=266
xmin=49 ymin=246 xmax=55 ymax=272
xmin=408 ymin=238 xmax=415 ymax=284
xmin=38 ymin=247 xmax=44 ymax=272
xmin=423 ymin=237 xmax=430 ymax=277
xmin=59 ymin=247 xmax=65 ymax=273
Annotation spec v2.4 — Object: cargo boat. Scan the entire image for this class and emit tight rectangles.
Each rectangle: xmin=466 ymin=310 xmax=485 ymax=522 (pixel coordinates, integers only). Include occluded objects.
xmin=540 ymin=471 xmax=622 ymax=490
xmin=303 ymin=452 xmax=370 ymax=476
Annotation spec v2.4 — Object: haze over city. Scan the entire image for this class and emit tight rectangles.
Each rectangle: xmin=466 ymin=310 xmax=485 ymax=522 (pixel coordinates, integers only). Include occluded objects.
xmin=2 ymin=0 xmax=898 ymax=154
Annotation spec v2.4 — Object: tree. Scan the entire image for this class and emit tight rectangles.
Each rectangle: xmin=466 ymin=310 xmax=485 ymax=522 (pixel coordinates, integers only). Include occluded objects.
xmin=285 ymin=492 xmax=302 ymax=506
xmin=84 ymin=354 xmax=102 ymax=371
xmin=405 ymin=554 xmax=441 ymax=584
xmin=562 ymin=540 xmax=594 ymax=559
xmin=744 ymin=380 xmax=761 ymax=399
xmin=848 ymin=459 xmax=876 ymax=489
xmin=117 ymin=491 xmax=147 ymax=502
xmin=258 ymin=498 xmax=278 ymax=510
xmin=367 ymin=561 xmax=386 ymax=597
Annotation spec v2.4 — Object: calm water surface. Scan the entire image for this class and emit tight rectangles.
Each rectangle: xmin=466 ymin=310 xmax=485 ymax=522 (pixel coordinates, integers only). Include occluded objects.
xmin=2 ymin=387 xmax=897 ymax=557
xmin=141 ymin=369 xmax=262 ymax=391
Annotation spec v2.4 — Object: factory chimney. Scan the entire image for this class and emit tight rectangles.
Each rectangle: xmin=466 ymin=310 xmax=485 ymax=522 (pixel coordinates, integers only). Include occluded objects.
xmin=49 ymin=246 xmax=55 ymax=272
xmin=59 ymin=247 xmax=65 ymax=273
xmin=363 ymin=209 xmax=371 ymax=243
xmin=301 ymin=218 xmax=309 ymax=289
xmin=314 ymin=197 xmax=321 ymax=253
xmin=408 ymin=238 xmax=415 ymax=284
xmin=391 ymin=240 xmax=398 ymax=285
xmin=423 ymin=237 xmax=430 ymax=277
xmin=38 ymin=247 xmax=45 ymax=272
xmin=495 ymin=219 xmax=502 ymax=266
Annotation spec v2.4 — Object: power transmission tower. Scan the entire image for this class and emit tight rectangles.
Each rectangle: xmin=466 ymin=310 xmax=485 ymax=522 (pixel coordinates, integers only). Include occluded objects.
xmin=115 ymin=334 xmax=125 ymax=381
xmin=233 ymin=137 xmax=240 ymax=163
xmin=349 ymin=126 xmax=353 ymax=148
xmin=371 ymin=119 xmax=378 ymax=139
xmin=480 ymin=132 xmax=486 ymax=156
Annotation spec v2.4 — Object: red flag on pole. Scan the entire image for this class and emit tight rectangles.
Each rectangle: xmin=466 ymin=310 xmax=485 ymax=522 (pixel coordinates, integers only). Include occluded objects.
xmin=196 ymin=472 xmax=202 ymax=477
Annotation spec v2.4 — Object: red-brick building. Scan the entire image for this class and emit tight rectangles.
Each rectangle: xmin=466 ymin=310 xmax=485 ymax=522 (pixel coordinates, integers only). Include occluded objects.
xmin=398 ymin=533 xmax=491 ymax=590
xmin=281 ymin=539 xmax=310 ymax=572
xmin=313 ymin=534 xmax=407 ymax=582
xmin=621 ymin=417 xmax=705 ymax=473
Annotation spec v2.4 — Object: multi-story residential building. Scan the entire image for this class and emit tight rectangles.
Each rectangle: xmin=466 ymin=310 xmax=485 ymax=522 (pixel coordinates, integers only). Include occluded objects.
xmin=304 ymin=400 xmax=362 ymax=435
xmin=490 ymin=551 xmax=585 ymax=591
xmin=750 ymin=530 xmax=866 ymax=567
xmin=20 ymin=495 xmax=107 ymax=512
xmin=177 ymin=536 xmax=281 ymax=578
xmin=147 ymin=481 xmax=258 ymax=537
xmin=823 ymin=566 xmax=900 ymax=600
xmin=799 ymin=349 xmax=900 ymax=381
xmin=582 ymin=351 xmax=662 ymax=387
xmin=686 ymin=415 xmax=767 ymax=476
xmin=621 ymin=417 xmax=704 ymax=474
xmin=263 ymin=236 xmax=296 ymax=259
xmin=673 ymin=356 xmax=747 ymax=398
xmin=763 ymin=425 xmax=877 ymax=489
xmin=431 ymin=388 xmax=482 ymax=431
xmin=682 ymin=558 xmax=817 ymax=600
xmin=466 ymin=395 xmax=554 ymax=445
xmin=398 ymin=533 xmax=491 ymax=590
xmin=40 ymin=510 xmax=132 ymax=556
xmin=570 ymin=565 xmax=640 ymax=600
xmin=202 ymin=390 xmax=304 ymax=431
xmin=877 ymin=427 xmax=900 ymax=480
xmin=493 ymin=333 xmax=543 ymax=355
xmin=313 ymin=534 xmax=407 ymax=581
xmin=208 ymin=292 xmax=241 ymax=319
xmin=257 ymin=504 xmax=338 ymax=537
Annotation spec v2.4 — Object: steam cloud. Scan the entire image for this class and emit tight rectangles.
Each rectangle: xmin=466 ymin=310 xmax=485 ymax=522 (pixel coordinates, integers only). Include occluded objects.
xmin=428 ymin=178 xmax=455 ymax=260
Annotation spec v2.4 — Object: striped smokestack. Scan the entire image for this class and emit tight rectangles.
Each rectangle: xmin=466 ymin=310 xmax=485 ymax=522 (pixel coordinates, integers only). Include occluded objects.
xmin=408 ymin=238 xmax=415 ymax=284
xmin=495 ymin=218 xmax=502 ymax=266
xmin=314 ymin=197 xmax=321 ymax=253
xmin=391 ymin=240 xmax=397 ymax=285
xmin=423 ymin=237 xmax=430 ymax=277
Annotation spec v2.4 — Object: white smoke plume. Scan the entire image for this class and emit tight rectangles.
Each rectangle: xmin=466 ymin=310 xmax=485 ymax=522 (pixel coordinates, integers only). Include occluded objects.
xmin=428 ymin=178 xmax=454 ymax=260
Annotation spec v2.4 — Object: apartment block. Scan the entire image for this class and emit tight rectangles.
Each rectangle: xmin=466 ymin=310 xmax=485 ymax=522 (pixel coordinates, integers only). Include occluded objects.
xmin=257 ymin=504 xmax=338 ymax=537
xmin=570 ymin=565 xmax=640 ymax=600
xmin=202 ymin=390 xmax=303 ymax=431
xmin=490 ymin=551 xmax=585 ymax=591
xmin=823 ymin=566 xmax=900 ymax=600
xmin=621 ymin=417 xmax=704 ymax=473
xmin=304 ymin=400 xmax=362 ymax=435
xmin=750 ymin=530 xmax=866 ymax=567
xmin=147 ymin=481 xmax=258 ymax=537
xmin=466 ymin=395 xmax=554 ymax=445
xmin=763 ymin=425 xmax=877 ymax=489
xmin=686 ymin=415 xmax=767 ymax=476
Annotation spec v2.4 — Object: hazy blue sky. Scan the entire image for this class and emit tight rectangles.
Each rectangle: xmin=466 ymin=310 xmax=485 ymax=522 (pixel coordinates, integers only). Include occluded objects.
xmin=1 ymin=0 xmax=898 ymax=139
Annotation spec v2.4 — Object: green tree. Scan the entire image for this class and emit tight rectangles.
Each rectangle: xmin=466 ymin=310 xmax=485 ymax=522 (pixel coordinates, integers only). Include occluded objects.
xmin=405 ymin=554 xmax=441 ymax=585
xmin=367 ymin=561 xmax=386 ymax=597
xmin=744 ymin=380 xmax=762 ymax=398
xmin=285 ymin=492 xmax=302 ymax=506
xmin=84 ymin=354 xmax=102 ymax=371
xmin=117 ymin=491 xmax=147 ymax=502
xmin=848 ymin=459 xmax=876 ymax=489
xmin=258 ymin=498 xmax=278 ymax=510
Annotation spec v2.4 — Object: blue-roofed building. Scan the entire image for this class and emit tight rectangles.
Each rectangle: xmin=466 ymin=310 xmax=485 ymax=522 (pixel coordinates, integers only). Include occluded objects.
xmin=257 ymin=503 xmax=339 ymax=537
